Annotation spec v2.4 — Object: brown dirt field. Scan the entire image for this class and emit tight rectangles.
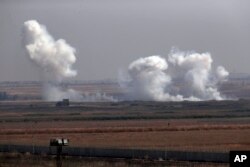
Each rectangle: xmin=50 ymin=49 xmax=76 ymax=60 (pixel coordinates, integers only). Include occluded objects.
xmin=1 ymin=91 xmax=250 ymax=153
xmin=1 ymin=120 xmax=250 ymax=152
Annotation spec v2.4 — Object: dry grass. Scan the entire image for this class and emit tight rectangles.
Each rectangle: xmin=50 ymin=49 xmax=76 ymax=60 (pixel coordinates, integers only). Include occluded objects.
xmin=1 ymin=122 xmax=250 ymax=152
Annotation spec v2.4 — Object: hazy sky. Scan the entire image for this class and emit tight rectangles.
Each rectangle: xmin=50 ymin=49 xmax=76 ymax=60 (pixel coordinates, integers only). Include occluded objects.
xmin=0 ymin=0 xmax=250 ymax=81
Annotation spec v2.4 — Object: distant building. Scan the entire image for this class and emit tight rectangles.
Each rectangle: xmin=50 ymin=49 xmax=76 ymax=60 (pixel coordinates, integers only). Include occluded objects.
xmin=56 ymin=99 xmax=70 ymax=107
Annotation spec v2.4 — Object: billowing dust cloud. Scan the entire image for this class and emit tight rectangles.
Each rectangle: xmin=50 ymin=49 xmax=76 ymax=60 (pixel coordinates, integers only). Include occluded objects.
xmin=120 ymin=50 xmax=229 ymax=101
xmin=23 ymin=20 xmax=115 ymax=102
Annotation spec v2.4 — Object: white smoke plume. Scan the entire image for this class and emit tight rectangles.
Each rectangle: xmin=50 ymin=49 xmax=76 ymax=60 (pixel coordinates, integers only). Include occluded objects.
xmin=43 ymin=84 xmax=83 ymax=101
xmin=23 ymin=20 xmax=77 ymax=81
xmin=23 ymin=20 xmax=116 ymax=102
xmin=120 ymin=49 xmax=229 ymax=101
xmin=44 ymin=84 xmax=117 ymax=102
xmin=23 ymin=20 xmax=79 ymax=101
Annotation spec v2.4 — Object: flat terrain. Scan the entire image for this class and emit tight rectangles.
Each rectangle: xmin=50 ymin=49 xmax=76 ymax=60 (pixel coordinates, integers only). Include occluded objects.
xmin=1 ymin=100 xmax=250 ymax=152
xmin=1 ymin=81 xmax=250 ymax=167
xmin=0 ymin=153 xmax=227 ymax=167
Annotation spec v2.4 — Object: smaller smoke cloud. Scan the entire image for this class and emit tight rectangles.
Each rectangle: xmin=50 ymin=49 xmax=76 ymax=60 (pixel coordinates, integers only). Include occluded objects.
xmin=216 ymin=66 xmax=229 ymax=81
xmin=44 ymin=83 xmax=116 ymax=102
xmin=43 ymin=84 xmax=83 ymax=101
xmin=82 ymin=92 xmax=118 ymax=102
xmin=120 ymin=49 xmax=229 ymax=101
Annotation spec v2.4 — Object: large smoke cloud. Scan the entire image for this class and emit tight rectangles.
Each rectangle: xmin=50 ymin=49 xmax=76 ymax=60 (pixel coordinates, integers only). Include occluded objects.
xmin=120 ymin=50 xmax=229 ymax=101
xmin=23 ymin=20 xmax=77 ymax=81
xmin=23 ymin=20 xmax=115 ymax=102
xmin=23 ymin=20 xmax=229 ymax=102
xmin=23 ymin=20 xmax=79 ymax=101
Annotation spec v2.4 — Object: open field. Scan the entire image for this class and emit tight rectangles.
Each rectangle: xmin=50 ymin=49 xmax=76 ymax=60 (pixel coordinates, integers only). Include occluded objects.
xmin=1 ymin=81 xmax=250 ymax=166
xmin=1 ymin=99 xmax=250 ymax=152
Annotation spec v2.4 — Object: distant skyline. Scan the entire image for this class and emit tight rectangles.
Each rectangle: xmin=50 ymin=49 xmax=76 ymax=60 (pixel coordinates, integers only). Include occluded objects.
xmin=1 ymin=0 xmax=250 ymax=81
